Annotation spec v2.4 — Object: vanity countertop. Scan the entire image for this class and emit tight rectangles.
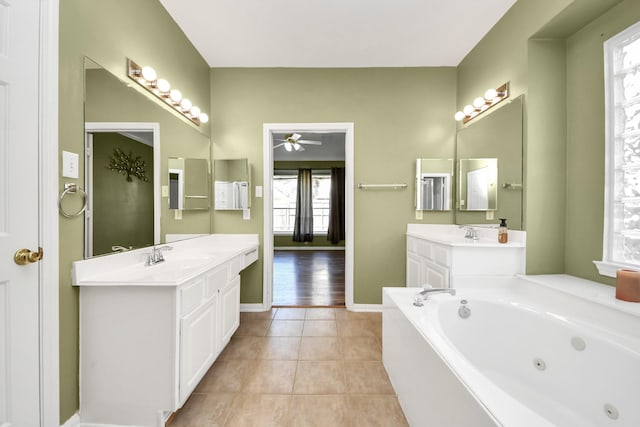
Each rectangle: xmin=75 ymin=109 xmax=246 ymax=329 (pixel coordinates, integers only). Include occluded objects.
xmin=407 ymin=224 xmax=526 ymax=248
xmin=72 ymin=234 xmax=259 ymax=287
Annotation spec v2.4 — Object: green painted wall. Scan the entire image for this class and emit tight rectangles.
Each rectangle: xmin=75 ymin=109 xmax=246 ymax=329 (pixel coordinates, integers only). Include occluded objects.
xmin=91 ymin=133 xmax=154 ymax=255
xmin=565 ymin=0 xmax=640 ymax=284
xmin=59 ymin=0 xmax=211 ymax=421
xmin=210 ymin=68 xmax=458 ymax=304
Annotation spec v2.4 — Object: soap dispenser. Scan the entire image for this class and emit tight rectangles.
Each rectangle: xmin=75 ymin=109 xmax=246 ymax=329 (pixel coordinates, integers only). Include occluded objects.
xmin=498 ymin=218 xmax=508 ymax=243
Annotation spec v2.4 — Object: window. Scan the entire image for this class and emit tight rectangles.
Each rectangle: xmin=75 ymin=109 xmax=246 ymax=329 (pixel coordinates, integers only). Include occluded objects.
xmin=598 ymin=21 xmax=640 ymax=277
xmin=273 ymin=170 xmax=331 ymax=234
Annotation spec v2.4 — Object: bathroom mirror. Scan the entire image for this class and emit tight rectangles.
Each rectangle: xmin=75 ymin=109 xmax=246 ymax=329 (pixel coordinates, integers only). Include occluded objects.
xmin=84 ymin=57 xmax=211 ymax=257
xmin=214 ymin=158 xmax=250 ymax=210
xmin=168 ymin=157 xmax=210 ymax=210
xmin=455 ymin=95 xmax=523 ymax=228
xmin=416 ymin=158 xmax=453 ymax=211
xmin=457 ymin=158 xmax=498 ymax=211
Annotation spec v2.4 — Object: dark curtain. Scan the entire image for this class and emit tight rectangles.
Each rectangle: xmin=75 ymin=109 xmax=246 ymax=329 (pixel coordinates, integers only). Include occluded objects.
xmin=293 ymin=168 xmax=314 ymax=242
xmin=327 ymin=167 xmax=345 ymax=244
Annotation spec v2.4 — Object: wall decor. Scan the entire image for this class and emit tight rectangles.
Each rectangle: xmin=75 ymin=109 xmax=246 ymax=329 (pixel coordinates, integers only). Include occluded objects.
xmin=107 ymin=147 xmax=149 ymax=182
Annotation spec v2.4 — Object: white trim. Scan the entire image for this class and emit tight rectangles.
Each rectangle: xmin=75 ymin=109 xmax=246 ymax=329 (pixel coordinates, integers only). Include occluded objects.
xmin=593 ymin=260 xmax=635 ymax=278
xmin=349 ymin=303 xmax=382 ymax=312
xmin=84 ymin=122 xmax=161 ymax=257
xmin=61 ymin=413 xmax=80 ymax=427
xmin=240 ymin=303 xmax=267 ymax=312
xmin=40 ymin=0 xmax=60 ymax=426
xmin=263 ymin=123 xmax=355 ymax=311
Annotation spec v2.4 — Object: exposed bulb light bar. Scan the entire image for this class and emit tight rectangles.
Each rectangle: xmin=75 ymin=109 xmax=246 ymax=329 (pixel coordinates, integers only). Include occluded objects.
xmin=454 ymin=82 xmax=509 ymax=124
xmin=127 ymin=59 xmax=209 ymax=126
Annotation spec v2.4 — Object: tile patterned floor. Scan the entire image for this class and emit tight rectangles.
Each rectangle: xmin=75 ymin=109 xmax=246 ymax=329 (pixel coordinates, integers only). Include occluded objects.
xmin=168 ymin=308 xmax=408 ymax=427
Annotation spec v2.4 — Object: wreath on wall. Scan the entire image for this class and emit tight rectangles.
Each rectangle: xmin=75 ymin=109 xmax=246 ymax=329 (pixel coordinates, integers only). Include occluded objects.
xmin=107 ymin=147 xmax=149 ymax=182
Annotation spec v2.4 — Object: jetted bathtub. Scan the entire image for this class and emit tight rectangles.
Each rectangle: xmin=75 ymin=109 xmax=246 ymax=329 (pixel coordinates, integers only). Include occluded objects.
xmin=382 ymin=275 xmax=640 ymax=427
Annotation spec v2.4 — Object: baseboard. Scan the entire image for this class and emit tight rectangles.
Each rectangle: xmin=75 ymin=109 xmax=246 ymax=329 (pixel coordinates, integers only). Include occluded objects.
xmin=240 ymin=303 xmax=266 ymax=312
xmin=349 ymin=303 xmax=382 ymax=312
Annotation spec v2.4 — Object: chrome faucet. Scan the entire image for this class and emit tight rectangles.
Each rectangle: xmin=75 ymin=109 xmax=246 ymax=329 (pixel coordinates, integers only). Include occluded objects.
xmin=461 ymin=225 xmax=479 ymax=240
xmin=146 ymin=245 xmax=173 ymax=266
xmin=419 ymin=287 xmax=456 ymax=300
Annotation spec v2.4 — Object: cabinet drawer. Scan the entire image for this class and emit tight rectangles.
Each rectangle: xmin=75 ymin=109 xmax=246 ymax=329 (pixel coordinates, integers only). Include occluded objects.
xmin=205 ymin=264 xmax=229 ymax=297
xmin=242 ymin=247 xmax=258 ymax=268
xmin=415 ymin=239 xmax=432 ymax=258
xmin=431 ymin=244 xmax=451 ymax=266
xmin=180 ymin=277 xmax=206 ymax=316
xmin=229 ymin=255 xmax=243 ymax=278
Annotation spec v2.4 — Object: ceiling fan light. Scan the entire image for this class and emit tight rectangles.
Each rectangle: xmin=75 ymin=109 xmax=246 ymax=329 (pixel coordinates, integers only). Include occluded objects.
xmin=284 ymin=143 xmax=292 ymax=152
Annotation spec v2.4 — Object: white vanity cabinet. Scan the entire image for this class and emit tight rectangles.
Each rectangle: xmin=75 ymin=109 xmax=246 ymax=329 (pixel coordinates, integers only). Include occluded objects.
xmin=406 ymin=224 xmax=525 ymax=288
xmin=73 ymin=234 xmax=258 ymax=427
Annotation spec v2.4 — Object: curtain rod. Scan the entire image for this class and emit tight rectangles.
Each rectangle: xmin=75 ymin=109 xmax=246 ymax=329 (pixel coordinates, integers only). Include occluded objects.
xmin=357 ymin=183 xmax=407 ymax=190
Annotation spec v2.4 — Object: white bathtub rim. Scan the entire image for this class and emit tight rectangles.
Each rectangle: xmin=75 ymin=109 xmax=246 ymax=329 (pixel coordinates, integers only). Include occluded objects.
xmin=384 ymin=287 xmax=557 ymax=427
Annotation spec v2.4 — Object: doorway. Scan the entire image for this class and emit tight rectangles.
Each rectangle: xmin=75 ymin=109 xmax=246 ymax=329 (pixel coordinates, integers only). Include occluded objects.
xmin=263 ymin=123 xmax=354 ymax=310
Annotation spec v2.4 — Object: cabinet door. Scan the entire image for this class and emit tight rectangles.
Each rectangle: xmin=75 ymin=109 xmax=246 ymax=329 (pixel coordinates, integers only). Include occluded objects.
xmin=179 ymin=294 xmax=218 ymax=404
xmin=422 ymin=259 xmax=450 ymax=288
xmin=220 ymin=276 xmax=241 ymax=348
xmin=406 ymin=253 xmax=422 ymax=287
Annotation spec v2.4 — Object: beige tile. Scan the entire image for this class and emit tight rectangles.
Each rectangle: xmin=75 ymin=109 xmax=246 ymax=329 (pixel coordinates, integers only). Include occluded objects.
xmin=337 ymin=319 xmax=378 ymax=338
xmin=169 ymin=393 xmax=235 ymax=427
xmin=195 ymin=360 xmax=252 ymax=393
xmin=288 ymin=395 xmax=350 ymax=426
xmin=274 ymin=307 xmax=307 ymax=319
xmin=267 ymin=320 xmax=304 ymax=336
xmin=243 ymin=360 xmax=297 ymax=393
xmin=258 ymin=337 xmax=300 ymax=360
xmin=240 ymin=309 xmax=276 ymax=321
xmin=302 ymin=320 xmax=338 ymax=337
xmin=298 ymin=337 xmax=341 ymax=360
xmin=218 ymin=336 xmax=264 ymax=360
xmin=224 ymin=394 xmax=290 ymax=427
xmin=340 ymin=336 xmax=381 ymax=361
xmin=293 ymin=360 xmax=346 ymax=394
xmin=234 ymin=319 xmax=271 ymax=337
xmin=349 ymin=395 xmax=408 ymax=427
xmin=335 ymin=309 xmax=381 ymax=321
xmin=344 ymin=361 xmax=395 ymax=394
xmin=305 ymin=308 xmax=336 ymax=320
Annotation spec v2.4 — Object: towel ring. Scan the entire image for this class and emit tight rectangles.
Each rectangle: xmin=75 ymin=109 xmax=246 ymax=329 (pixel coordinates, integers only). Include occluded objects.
xmin=58 ymin=183 xmax=87 ymax=218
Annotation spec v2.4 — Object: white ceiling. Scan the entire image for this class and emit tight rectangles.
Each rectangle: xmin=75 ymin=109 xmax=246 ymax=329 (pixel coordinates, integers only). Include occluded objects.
xmin=159 ymin=0 xmax=518 ymax=67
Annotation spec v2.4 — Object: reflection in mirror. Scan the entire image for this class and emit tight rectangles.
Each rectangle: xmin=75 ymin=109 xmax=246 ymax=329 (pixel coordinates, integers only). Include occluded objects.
xmin=416 ymin=159 xmax=453 ymax=211
xmin=455 ymin=95 xmax=523 ymax=228
xmin=168 ymin=157 xmax=210 ymax=210
xmin=458 ymin=158 xmax=498 ymax=211
xmin=214 ymin=158 xmax=250 ymax=210
xmin=84 ymin=58 xmax=161 ymax=257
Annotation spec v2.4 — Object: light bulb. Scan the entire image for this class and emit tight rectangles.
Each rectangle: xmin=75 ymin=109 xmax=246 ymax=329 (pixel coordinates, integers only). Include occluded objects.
xmin=473 ymin=97 xmax=486 ymax=109
xmin=284 ymin=143 xmax=292 ymax=152
xmin=484 ymin=88 xmax=498 ymax=101
xmin=180 ymin=98 xmax=192 ymax=112
xmin=190 ymin=106 xmax=201 ymax=118
xmin=156 ymin=79 xmax=170 ymax=93
xmin=454 ymin=111 xmax=465 ymax=121
xmin=463 ymin=104 xmax=475 ymax=116
xmin=199 ymin=113 xmax=209 ymax=124
xmin=141 ymin=66 xmax=157 ymax=82
xmin=169 ymin=89 xmax=182 ymax=103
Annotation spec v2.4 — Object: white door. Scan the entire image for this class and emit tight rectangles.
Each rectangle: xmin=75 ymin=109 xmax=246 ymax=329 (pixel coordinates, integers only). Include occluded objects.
xmin=0 ymin=0 xmax=43 ymax=425
xmin=467 ymin=167 xmax=489 ymax=210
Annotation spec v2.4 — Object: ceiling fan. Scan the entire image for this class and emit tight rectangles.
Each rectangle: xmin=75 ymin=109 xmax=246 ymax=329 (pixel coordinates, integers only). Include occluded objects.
xmin=273 ymin=133 xmax=322 ymax=152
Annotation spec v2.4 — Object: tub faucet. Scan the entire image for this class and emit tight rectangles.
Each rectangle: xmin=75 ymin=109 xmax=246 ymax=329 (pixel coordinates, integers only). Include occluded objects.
xmin=146 ymin=245 xmax=173 ymax=266
xmin=419 ymin=288 xmax=457 ymax=300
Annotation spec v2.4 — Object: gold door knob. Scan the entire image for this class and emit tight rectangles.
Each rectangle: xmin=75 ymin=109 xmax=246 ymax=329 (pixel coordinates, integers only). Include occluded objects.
xmin=14 ymin=247 xmax=43 ymax=265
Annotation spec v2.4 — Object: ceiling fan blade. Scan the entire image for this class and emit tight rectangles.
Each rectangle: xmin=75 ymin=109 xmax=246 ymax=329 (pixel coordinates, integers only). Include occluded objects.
xmin=284 ymin=143 xmax=293 ymax=152
xmin=297 ymin=145 xmax=305 ymax=151
xmin=275 ymin=139 xmax=288 ymax=142
xmin=273 ymin=143 xmax=285 ymax=149
xmin=298 ymin=140 xmax=322 ymax=145
xmin=291 ymin=133 xmax=302 ymax=141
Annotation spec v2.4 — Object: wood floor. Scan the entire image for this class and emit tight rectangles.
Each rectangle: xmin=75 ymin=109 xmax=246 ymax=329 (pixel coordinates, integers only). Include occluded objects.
xmin=273 ymin=250 xmax=345 ymax=307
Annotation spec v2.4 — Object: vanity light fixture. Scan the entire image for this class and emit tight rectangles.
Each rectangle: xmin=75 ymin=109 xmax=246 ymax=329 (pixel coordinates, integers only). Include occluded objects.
xmin=454 ymin=82 xmax=509 ymax=125
xmin=127 ymin=59 xmax=209 ymax=126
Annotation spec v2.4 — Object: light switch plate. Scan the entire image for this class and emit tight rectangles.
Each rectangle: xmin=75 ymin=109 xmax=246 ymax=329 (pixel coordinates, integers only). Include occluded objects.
xmin=255 ymin=186 xmax=263 ymax=198
xmin=486 ymin=210 xmax=494 ymax=220
xmin=161 ymin=185 xmax=169 ymax=197
xmin=243 ymin=209 xmax=250 ymax=220
xmin=62 ymin=151 xmax=79 ymax=178
xmin=174 ymin=210 xmax=182 ymax=220
xmin=415 ymin=210 xmax=423 ymax=220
